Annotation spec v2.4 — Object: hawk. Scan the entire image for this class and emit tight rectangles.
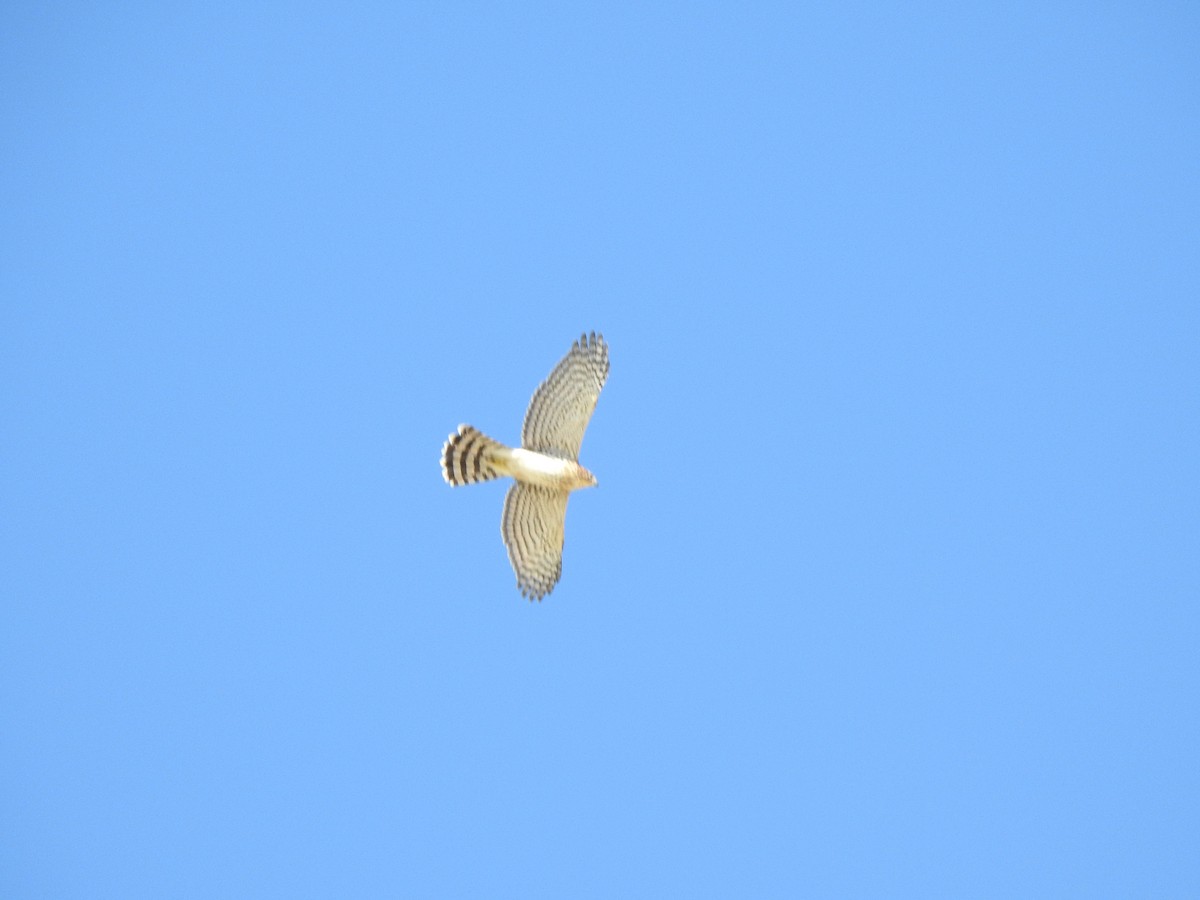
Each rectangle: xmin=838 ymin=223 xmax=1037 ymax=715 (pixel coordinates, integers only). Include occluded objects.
xmin=441 ymin=332 xmax=610 ymax=601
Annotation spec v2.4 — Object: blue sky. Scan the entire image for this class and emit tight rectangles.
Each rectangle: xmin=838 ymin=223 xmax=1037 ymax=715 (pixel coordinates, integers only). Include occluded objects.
xmin=2 ymin=2 xmax=1198 ymax=896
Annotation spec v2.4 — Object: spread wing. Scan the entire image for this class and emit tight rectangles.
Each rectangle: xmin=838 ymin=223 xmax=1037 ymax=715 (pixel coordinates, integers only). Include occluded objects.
xmin=501 ymin=484 xmax=570 ymax=601
xmin=521 ymin=332 xmax=609 ymax=460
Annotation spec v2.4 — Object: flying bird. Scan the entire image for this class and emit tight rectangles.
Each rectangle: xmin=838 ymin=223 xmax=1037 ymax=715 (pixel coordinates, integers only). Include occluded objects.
xmin=441 ymin=332 xmax=610 ymax=600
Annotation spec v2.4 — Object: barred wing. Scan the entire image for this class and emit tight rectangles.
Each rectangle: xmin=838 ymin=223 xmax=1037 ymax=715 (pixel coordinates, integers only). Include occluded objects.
xmin=521 ymin=332 xmax=609 ymax=460
xmin=501 ymin=484 xmax=569 ymax=601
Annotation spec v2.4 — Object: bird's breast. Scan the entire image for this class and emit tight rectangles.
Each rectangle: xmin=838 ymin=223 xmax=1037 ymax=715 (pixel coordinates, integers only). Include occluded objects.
xmin=506 ymin=448 xmax=593 ymax=490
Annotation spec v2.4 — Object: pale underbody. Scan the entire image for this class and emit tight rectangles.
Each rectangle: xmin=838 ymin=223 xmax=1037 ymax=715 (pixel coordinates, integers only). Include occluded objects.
xmin=495 ymin=447 xmax=597 ymax=491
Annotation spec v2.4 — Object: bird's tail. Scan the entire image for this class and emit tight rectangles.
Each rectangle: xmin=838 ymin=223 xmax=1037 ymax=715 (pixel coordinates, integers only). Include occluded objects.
xmin=441 ymin=425 xmax=509 ymax=486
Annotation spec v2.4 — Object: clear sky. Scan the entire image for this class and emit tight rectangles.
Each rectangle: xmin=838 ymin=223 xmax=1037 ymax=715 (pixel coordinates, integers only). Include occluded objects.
xmin=2 ymin=3 xmax=1198 ymax=897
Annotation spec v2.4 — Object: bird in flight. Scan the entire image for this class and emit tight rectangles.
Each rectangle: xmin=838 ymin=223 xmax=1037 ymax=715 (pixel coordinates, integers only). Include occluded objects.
xmin=441 ymin=332 xmax=610 ymax=600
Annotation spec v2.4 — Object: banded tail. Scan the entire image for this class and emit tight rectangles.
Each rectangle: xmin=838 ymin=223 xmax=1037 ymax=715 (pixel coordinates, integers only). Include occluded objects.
xmin=441 ymin=425 xmax=509 ymax=486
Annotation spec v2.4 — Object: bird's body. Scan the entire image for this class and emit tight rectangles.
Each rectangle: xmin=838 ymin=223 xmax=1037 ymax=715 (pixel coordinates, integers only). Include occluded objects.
xmin=440 ymin=332 xmax=609 ymax=600
xmin=504 ymin=448 xmax=597 ymax=491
